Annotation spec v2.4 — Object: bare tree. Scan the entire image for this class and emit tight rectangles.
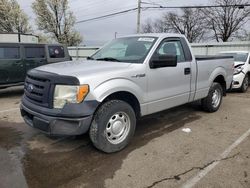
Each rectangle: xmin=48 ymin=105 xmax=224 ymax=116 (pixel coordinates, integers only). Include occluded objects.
xmin=142 ymin=19 xmax=165 ymax=33
xmin=164 ymin=8 xmax=207 ymax=42
xmin=0 ymin=0 xmax=31 ymax=33
xmin=142 ymin=8 xmax=207 ymax=43
xmin=36 ymin=33 xmax=51 ymax=43
xmin=203 ymin=0 xmax=250 ymax=42
xmin=142 ymin=19 xmax=154 ymax=33
xmin=32 ymin=0 xmax=82 ymax=46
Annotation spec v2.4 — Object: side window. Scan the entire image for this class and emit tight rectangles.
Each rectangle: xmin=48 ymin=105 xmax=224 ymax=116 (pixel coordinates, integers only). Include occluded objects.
xmin=48 ymin=46 xmax=65 ymax=58
xmin=25 ymin=47 xmax=45 ymax=59
xmin=0 ymin=47 xmax=20 ymax=59
xmin=157 ymin=40 xmax=186 ymax=62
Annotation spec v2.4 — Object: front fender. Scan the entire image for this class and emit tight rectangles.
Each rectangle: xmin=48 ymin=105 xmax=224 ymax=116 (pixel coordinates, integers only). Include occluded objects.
xmin=92 ymin=78 xmax=145 ymax=103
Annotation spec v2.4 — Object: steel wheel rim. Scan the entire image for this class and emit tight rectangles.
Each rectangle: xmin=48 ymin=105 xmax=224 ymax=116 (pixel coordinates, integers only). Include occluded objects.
xmin=105 ymin=112 xmax=131 ymax=145
xmin=243 ymin=77 xmax=248 ymax=90
xmin=212 ymin=89 xmax=221 ymax=108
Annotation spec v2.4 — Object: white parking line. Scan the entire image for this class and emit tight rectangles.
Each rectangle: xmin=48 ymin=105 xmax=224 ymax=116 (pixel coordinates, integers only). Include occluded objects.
xmin=181 ymin=127 xmax=250 ymax=188
xmin=0 ymin=108 xmax=19 ymax=114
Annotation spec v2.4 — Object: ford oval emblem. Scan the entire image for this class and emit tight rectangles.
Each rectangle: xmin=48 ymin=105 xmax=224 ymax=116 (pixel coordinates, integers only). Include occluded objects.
xmin=27 ymin=84 xmax=34 ymax=92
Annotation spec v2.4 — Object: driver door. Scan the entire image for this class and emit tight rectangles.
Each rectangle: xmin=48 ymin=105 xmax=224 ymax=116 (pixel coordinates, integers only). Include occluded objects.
xmin=146 ymin=38 xmax=192 ymax=114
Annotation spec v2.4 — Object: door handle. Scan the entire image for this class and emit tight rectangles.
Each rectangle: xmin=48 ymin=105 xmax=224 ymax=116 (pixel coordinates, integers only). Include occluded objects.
xmin=14 ymin=61 xmax=23 ymax=67
xmin=39 ymin=60 xmax=45 ymax=64
xmin=14 ymin=61 xmax=22 ymax=65
xmin=184 ymin=68 xmax=191 ymax=75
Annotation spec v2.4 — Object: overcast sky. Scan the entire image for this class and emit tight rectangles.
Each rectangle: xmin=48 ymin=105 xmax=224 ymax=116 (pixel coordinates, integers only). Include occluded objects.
xmin=19 ymin=0 xmax=209 ymax=46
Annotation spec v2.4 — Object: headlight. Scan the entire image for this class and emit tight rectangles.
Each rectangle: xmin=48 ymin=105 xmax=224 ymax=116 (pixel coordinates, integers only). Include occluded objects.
xmin=234 ymin=66 xmax=244 ymax=75
xmin=53 ymin=85 xmax=89 ymax=109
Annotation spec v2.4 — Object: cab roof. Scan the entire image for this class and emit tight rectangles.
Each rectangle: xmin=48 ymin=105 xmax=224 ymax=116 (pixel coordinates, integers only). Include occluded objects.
xmin=118 ymin=33 xmax=186 ymax=40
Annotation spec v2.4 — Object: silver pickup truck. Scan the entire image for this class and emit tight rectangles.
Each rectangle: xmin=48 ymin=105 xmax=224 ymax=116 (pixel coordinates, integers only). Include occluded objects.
xmin=21 ymin=34 xmax=234 ymax=153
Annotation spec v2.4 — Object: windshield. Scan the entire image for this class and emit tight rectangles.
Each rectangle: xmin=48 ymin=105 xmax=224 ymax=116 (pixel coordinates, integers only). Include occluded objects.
xmin=220 ymin=53 xmax=248 ymax=62
xmin=91 ymin=36 xmax=157 ymax=63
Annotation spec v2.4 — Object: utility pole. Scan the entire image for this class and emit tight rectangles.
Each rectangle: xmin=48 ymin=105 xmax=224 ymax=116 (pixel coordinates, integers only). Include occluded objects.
xmin=18 ymin=10 xmax=21 ymax=42
xmin=137 ymin=0 xmax=141 ymax=33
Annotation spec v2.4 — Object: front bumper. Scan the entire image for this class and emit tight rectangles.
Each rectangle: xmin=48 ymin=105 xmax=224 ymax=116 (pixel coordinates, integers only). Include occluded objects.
xmin=20 ymin=96 xmax=99 ymax=136
xmin=21 ymin=104 xmax=93 ymax=136
xmin=232 ymin=73 xmax=245 ymax=89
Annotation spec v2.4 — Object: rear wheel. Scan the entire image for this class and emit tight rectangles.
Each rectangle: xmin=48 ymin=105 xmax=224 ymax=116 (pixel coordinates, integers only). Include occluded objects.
xmin=201 ymin=82 xmax=223 ymax=113
xmin=240 ymin=75 xmax=248 ymax=93
xmin=89 ymin=100 xmax=136 ymax=153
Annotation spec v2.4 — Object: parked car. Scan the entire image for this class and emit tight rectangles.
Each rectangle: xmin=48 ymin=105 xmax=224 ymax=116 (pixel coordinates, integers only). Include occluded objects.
xmin=20 ymin=33 xmax=234 ymax=153
xmin=219 ymin=51 xmax=250 ymax=92
xmin=0 ymin=43 xmax=71 ymax=89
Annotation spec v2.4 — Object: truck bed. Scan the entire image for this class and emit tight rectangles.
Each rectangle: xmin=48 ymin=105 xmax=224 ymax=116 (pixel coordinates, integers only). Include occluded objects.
xmin=193 ymin=55 xmax=234 ymax=101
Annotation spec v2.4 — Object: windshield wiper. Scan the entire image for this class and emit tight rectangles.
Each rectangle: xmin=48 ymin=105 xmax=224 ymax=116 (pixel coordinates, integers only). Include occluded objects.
xmin=96 ymin=57 xmax=120 ymax=62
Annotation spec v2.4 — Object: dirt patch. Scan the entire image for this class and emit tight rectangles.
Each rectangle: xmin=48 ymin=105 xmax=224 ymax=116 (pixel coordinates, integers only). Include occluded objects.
xmin=23 ymin=105 xmax=201 ymax=188
xmin=0 ymin=126 xmax=23 ymax=150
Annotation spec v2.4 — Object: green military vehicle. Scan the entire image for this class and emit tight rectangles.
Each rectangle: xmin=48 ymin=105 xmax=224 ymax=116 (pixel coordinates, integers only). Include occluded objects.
xmin=0 ymin=43 xmax=71 ymax=89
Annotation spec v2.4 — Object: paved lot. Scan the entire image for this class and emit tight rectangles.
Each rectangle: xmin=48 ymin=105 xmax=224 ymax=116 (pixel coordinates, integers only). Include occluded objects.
xmin=0 ymin=87 xmax=250 ymax=188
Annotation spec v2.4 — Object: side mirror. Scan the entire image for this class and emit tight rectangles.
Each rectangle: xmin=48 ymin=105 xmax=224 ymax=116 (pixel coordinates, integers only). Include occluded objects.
xmin=150 ymin=54 xmax=177 ymax=69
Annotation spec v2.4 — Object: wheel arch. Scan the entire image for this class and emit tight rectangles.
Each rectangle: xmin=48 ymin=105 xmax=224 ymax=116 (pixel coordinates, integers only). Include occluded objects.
xmin=209 ymin=67 xmax=227 ymax=96
xmin=101 ymin=91 xmax=141 ymax=118
xmin=213 ymin=75 xmax=227 ymax=96
xmin=92 ymin=78 xmax=145 ymax=118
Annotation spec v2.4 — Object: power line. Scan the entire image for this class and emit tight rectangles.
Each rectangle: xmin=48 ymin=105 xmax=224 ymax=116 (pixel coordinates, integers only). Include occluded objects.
xmin=70 ymin=0 xmax=116 ymax=10
xmin=75 ymin=4 xmax=250 ymax=24
xmin=141 ymin=1 xmax=163 ymax=7
xmin=74 ymin=5 xmax=136 ymax=19
xmin=142 ymin=3 xmax=250 ymax=9
xmin=76 ymin=8 xmax=138 ymax=24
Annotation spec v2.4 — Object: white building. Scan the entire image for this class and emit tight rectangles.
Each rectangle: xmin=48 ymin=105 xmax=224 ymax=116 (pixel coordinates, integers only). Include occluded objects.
xmin=0 ymin=33 xmax=39 ymax=43
xmin=191 ymin=41 xmax=250 ymax=55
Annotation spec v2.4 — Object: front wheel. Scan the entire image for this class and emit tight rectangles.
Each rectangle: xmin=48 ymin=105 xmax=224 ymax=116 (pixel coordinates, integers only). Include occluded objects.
xmin=89 ymin=100 xmax=136 ymax=153
xmin=201 ymin=82 xmax=223 ymax=113
xmin=240 ymin=75 xmax=248 ymax=93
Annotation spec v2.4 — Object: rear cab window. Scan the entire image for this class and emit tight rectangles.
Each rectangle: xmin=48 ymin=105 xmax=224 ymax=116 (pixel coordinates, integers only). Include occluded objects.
xmin=48 ymin=46 xmax=65 ymax=58
xmin=0 ymin=46 xmax=20 ymax=59
xmin=25 ymin=47 xmax=45 ymax=59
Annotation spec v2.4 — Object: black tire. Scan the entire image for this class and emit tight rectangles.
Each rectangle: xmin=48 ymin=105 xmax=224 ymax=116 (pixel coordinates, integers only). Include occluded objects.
xmin=240 ymin=75 xmax=249 ymax=93
xmin=89 ymin=100 xmax=136 ymax=153
xmin=201 ymin=82 xmax=223 ymax=113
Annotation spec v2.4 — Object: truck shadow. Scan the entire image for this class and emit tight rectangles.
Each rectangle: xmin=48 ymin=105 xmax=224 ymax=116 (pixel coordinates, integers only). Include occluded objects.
xmin=22 ymin=103 xmax=202 ymax=188
xmin=0 ymin=86 xmax=23 ymax=98
xmin=227 ymin=89 xmax=250 ymax=98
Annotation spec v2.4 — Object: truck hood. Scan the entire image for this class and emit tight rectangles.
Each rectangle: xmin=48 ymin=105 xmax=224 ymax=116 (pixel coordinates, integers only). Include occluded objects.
xmin=234 ymin=61 xmax=245 ymax=67
xmin=35 ymin=60 xmax=132 ymax=78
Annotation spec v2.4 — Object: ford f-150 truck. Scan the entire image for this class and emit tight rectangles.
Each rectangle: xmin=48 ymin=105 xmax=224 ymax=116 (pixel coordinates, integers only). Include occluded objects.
xmin=20 ymin=34 xmax=234 ymax=153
